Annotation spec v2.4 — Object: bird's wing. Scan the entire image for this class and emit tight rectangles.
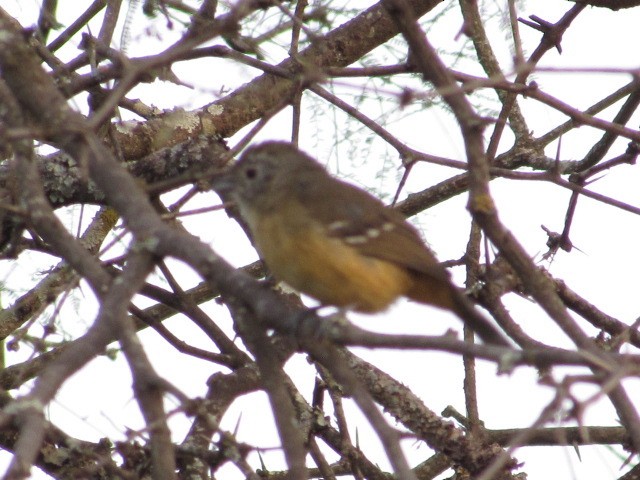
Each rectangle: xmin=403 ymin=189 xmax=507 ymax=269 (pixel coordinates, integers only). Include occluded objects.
xmin=298 ymin=174 xmax=451 ymax=283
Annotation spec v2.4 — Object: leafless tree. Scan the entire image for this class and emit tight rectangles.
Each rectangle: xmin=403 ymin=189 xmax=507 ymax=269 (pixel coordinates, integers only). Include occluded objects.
xmin=0 ymin=0 xmax=638 ymax=479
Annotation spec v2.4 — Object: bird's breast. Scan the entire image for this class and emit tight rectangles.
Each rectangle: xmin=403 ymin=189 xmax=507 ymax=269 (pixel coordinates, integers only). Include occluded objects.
xmin=252 ymin=210 xmax=412 ymax=312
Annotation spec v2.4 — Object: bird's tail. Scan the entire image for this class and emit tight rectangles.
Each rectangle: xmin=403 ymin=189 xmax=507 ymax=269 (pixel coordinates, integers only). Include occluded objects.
xmin=406 ymin=272 xmax=511 ymax=347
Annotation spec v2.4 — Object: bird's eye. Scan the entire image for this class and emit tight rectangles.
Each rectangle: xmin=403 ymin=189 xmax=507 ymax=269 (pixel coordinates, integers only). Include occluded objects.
xmin=245 ymin=167 xmax=257 ymax=179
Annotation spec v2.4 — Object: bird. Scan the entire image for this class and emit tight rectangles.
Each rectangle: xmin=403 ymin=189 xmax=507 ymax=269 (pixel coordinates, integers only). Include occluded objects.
xmin=219 ymin=141 xmax=510 ymax=347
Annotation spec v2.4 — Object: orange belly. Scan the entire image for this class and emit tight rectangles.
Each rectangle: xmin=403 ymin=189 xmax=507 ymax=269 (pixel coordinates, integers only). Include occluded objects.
xmin=253 ymin=212 xmax=412 ymax=312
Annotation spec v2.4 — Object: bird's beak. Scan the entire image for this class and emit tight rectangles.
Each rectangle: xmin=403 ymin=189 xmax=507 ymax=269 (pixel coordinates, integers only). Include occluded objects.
xmin=209 ymin=169 xmax=235 ymax=195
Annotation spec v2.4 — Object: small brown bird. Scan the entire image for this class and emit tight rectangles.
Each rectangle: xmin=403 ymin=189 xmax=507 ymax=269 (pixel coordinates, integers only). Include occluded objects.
xmin=221 ymin=141 xmax=510 ymax=347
